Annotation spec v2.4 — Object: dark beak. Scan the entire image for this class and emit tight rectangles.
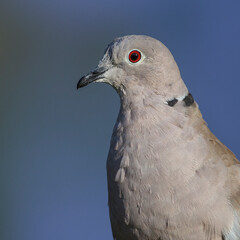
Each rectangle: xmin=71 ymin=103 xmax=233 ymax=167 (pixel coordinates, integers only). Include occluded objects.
xmin=77 ymin=67 xmax=107 ymax=89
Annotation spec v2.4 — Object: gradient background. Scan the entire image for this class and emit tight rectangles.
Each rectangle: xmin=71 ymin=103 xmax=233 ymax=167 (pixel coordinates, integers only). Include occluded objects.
xmin=1 ymin=1 xmax=240 ymax=239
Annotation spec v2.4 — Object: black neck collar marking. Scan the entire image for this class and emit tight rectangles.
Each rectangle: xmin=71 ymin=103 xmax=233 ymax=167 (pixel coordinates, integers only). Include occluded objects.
xmin=167 ymin=98 xmax=178 ymax=107
xmin=183 ymin=93 xmax=194 ymax=106
xmin=167 ymin=93 xmax=194 ymax=107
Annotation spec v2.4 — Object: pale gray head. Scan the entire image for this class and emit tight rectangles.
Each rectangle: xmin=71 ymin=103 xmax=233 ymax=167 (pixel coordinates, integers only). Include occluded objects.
xmin=77 ymin=35 xmax=188 ymax=102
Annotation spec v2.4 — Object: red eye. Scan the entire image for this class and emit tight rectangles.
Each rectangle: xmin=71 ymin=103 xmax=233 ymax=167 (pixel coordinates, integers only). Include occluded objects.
xmin=129 ymin=50 xmax=141 ymax=63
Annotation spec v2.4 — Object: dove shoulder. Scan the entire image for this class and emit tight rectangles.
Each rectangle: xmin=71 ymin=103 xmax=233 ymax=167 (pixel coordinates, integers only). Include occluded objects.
xmin=188 ymin=101 xmax=240 ymax=192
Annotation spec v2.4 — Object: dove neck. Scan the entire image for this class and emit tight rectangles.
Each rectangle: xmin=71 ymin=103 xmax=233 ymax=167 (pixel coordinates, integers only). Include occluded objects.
xmin=117 ymin=76 xmax=189 ymax=111
xmin=119 ymin=90 xmax=185 ymax=125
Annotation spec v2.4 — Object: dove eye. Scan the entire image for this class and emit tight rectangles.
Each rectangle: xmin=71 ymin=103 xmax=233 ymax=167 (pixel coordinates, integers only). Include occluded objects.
xmin=128 ymin=50 xmax=141 ymax=63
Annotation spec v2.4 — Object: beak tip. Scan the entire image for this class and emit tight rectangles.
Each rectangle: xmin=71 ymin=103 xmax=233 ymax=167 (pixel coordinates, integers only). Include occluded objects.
xmin=77 ymin=80 xmax=87 ymax=89
xmin=77 ymin=77 xmax=85 ymax=89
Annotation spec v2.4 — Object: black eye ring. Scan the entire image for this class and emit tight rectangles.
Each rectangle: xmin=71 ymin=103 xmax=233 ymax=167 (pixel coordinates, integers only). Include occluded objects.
xmin=129 ymin=50 xmax=141 ymax=63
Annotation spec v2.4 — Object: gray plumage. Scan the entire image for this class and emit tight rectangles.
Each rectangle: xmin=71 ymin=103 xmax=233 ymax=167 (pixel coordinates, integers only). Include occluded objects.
xmin=77 ymin=35 xmax=240 ymax=240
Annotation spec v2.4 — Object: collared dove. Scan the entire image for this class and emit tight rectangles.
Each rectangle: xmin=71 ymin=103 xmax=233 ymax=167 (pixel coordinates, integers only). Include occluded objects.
xmin=77 ymin=35 xmax=240 ymax=240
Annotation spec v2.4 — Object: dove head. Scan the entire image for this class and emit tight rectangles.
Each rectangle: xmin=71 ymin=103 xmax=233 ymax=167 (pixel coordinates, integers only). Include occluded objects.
xmin=77 ymin=35 xmax=188 ymax=102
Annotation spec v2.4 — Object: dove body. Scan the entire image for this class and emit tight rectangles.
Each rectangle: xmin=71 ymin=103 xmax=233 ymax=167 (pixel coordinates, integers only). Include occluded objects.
xmin=77 ymin=35 xmax=240 ymax=240
xmin=107 ymin=89 xmax=233 ymax=240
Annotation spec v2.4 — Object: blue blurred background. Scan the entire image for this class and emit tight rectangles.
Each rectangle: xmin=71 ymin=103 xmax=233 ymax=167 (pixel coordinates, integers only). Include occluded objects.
xmin=1 ymin=0 xmax=240 ymax=239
